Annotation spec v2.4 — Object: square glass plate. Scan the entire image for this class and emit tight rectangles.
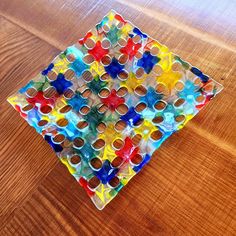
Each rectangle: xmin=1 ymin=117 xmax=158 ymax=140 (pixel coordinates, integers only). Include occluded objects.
xmin=8 ymin=10 xmax=223 ymax=210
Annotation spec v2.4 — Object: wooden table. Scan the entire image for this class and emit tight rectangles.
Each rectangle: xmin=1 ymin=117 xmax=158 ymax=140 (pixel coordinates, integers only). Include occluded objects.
xmin=0 ymin=0 xmax=235 ymax=235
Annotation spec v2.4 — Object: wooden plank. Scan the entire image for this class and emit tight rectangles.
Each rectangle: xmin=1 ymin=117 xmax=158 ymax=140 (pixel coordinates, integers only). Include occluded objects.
xmin=0 ymin=0 xmax=235 ymax=235
xmin=0 ymin=16 xmax=60 ymax=227
xmin=1 ymin=0 xmax=236 ymax=50
xmin=117 ymin=0 xmax=236 ymax=49
xmin=2 ymin=129 xmax=235 ymax=235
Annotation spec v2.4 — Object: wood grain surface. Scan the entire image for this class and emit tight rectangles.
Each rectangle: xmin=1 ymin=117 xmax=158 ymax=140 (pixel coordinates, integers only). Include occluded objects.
xmin=0 ymin=0 xmax=235 ymax=235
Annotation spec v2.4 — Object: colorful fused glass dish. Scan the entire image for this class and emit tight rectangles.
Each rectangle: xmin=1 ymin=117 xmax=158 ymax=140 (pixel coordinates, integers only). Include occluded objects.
xmin=8 ymin=10 xmax=223 ymax=210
